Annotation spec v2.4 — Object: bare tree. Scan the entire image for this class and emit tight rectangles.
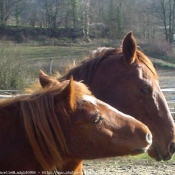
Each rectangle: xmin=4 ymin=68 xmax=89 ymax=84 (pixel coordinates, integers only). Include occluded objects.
xmin=0 ymin=0 xmax=26 ymax=27
xmin=116 ymin=2 xmax=124 ymax=38
xmin=0 ymin=0 xmax=173 ymax=43
xmin=38 ymin=0 xmax=63 ymax=29
xmin=0 ymin=0 xmax=15 ymax=27
xmin=14 ymin=0 xmax=26 ymax=27
xmin=71 ymin=0 xmax=79 ymax=29
xmin=149 ymin=0 xmax=175 ymax=43
xmin=81 ymin=0 xmax=90 ymax=41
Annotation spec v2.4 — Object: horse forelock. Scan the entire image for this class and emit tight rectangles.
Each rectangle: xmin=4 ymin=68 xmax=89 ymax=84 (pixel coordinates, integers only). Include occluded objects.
xmin=136 ymin=50 xmax=158 ymax=80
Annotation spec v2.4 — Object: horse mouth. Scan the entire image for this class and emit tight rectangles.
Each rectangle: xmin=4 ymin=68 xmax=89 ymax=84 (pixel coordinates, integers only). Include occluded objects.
xmin=148 ymin=144 xmax=172 ymax=161
xmin=133 ymin=148 xmax=147 ymax=154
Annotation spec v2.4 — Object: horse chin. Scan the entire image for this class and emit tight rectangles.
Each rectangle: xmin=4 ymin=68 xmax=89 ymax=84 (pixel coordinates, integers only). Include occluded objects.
xmin=148 ymin=145 xmax=172 ymax=161
xmin=133 ymin=148 xmax=147 ymax=154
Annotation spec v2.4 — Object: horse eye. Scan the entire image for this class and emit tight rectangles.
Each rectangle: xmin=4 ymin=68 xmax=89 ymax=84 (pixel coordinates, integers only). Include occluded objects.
xmin=141 ymin=87 xmax=152 ymax=94
xmin=93 ymin=116 xmax=103 ymax=125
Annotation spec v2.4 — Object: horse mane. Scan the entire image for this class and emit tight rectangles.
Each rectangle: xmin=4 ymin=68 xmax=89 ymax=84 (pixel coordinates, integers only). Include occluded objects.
xmin=0 ymin=81 xmax=90 ymax=171
xmin=1 ymin=80 xmax=92 ymax=171
xmin=22 ymin=84 xmax=72 ymax=170
xmin=89 ymin=47 xmax=116 ymax=59
xmin=60 ymin=47 xmax=158 ymax=84
xmin=135 ymin=50 xmax=158 ymax=79
xmin=59 ymin=47 xmax=117 ymax=84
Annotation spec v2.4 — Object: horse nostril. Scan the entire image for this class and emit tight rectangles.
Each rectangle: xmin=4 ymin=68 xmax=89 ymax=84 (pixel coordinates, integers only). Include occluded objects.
xmin=169 ymin=142 xmax=175 ymax=154
xmin=146 ymin=133 xmax=152 ymax=144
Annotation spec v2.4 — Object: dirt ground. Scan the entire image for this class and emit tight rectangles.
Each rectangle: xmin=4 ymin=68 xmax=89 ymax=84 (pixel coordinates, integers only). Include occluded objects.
xmin=158 ymin=69 xmax=175 ymax=88
xmin=83 ymin=69 xmax=175 ymax=175
xmin=83 ymin=157 xmax=175 ymax=175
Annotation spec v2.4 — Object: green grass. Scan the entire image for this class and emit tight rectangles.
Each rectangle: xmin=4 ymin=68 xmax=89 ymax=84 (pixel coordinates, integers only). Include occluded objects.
xmin=18 ymin=45 xmax=91 ymax=60
xmin=132 ymin=153 xmax=151 ymax=160
xmin=0 ymin=44 xmax=92 ymax=60
xmin=0 ymin=41 xmax=98 ymax=89
xmin=132 ymin=153 xmax=175 ymax=161
xmin=1 ymin=40 xmax=175 ymax=70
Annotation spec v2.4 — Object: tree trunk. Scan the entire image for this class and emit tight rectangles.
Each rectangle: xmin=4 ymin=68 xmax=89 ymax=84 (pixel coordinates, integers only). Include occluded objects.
xmin=83 ymin=0 xmax=90 ymax=42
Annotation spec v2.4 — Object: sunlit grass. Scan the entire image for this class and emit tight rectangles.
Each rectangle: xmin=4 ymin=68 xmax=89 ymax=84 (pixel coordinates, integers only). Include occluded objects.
xmin=0 ymin=41 xmax=96 ymax=89
xmin=1 ymin=40 xmax=175 ymax=90
xmin=132 ymin=153 xmax=175 ymax=161
xmin=0 ymin=44 xmax=92 ymax=60
xmin=0 ymin=38 xmax=97 ymax=61
xmin=0 ymin=43 xmax=31 ymax=89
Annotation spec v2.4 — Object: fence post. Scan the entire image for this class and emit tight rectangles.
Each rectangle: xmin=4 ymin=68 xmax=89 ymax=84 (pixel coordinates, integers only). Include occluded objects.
xmin=49 ymin=59 xmax=53 ymax=75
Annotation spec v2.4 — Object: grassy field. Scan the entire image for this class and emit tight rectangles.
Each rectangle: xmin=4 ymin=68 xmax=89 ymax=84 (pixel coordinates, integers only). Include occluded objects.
xmin=0 ymin=42 xmax=98 ymax=89
xmin=0 ymin=43 xmax=93 ymax=62
xmin=1 ymin=43 xmax=98 ymax=68
xmin=1 ymin=41 xmax=175 ymax=68
xmin=1 ymin=40 xmax=175 ymax=87
xmin=15 ymin=45 xmax=92 ymax=60
xmin=1 ymin=40 xmax=175 ymax=89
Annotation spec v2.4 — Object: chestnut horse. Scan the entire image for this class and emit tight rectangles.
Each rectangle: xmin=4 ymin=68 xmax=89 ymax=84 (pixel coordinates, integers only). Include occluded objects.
xmin=60 ymin=32 xmax=175 ymax=161
xmin=0 ymin=73 xmax=152 ymax=174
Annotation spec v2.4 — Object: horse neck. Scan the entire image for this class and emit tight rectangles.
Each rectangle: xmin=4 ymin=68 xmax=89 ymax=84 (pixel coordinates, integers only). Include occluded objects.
xmin=53 ymin=107 xmax=84 ymax=174
xmin=0 ymin=101 xmax=21 ymax=138
xmin=62 ymin=158 xmax=83 ymax=175
xmin=0 ymin=100 xmax=20 ymax=122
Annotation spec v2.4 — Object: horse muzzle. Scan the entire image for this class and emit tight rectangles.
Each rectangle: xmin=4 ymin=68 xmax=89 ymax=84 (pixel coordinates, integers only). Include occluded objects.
xmin=148 ymin=141 xmax=175 ymax=161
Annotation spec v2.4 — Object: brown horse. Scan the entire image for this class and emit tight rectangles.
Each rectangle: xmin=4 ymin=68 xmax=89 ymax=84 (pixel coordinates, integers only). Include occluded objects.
xmin=0 ymin=73 xmax=152 ymax=174
xmin=60 ymin=32 xmax=175 ymax=161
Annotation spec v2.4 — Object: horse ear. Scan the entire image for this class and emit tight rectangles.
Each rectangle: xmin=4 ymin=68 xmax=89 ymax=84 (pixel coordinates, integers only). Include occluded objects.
xmin=122 ymin=32 xmax=137 ymax=63
xmin=39 ymin=70 xmax=59 ymax=88
xmin=61 ymin=76 xmax=76 ymax=111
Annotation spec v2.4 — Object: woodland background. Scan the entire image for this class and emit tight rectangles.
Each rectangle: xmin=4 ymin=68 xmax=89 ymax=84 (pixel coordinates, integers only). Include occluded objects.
xmin=1 ymin=0 xmax=175 ymax=90
xmin=1 ymin=0 xmax=175 ymax=44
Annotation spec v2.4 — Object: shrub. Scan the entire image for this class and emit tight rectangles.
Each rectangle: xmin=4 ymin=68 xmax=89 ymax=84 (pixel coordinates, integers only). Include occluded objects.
xmin=0 ymin=43 xmax=33 ymax=90
xmin=146 ymin=39 xmax=172 ymax=57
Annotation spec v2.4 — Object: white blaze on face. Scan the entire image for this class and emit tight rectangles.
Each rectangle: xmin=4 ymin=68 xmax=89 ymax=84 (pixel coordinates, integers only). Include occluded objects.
xmin=83 ymin=95 xmax=97 ymax=105
xmin=83 ymin=95 xmax=135 ymax=120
